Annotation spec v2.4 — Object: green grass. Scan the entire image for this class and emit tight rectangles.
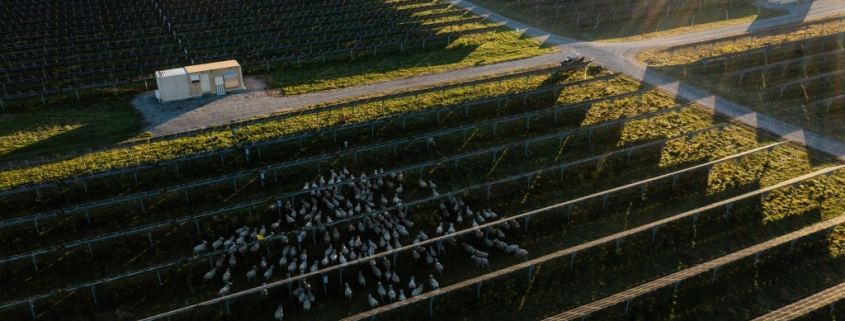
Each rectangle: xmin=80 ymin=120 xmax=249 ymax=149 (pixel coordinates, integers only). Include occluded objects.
xmin=4 ymin=59 xmax=845 ymax=321
xmin=0 ymin=94 xmax=146 ymax=162
xmin=258 ymin=22 xmax=554 ymax=95
xmin=0 ymin=67 xmax=591 ymax=190
xmin=471 ymin=0 xmax=784 ymax=42
xmin=637 ymin=16 xmax=845 ymax=143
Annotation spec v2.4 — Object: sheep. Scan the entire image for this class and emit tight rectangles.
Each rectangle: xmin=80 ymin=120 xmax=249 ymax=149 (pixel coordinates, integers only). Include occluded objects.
xmin=203 ymin=267 xmax=217 ymax=282
xmin=515 ymin=249 xmax=529 ymax=261
xmin=434 ymin=259 xmax=444 ymax=274
xmin=472 ymin=255 xmax=489 ymax=268
xmin=229 ymin=254 xmax=237 ymax=269
xmin=222 ymin=268 xmax=231 ymax=283
xmin=344 ymin=283 xmax=353 ymax=301
xmin=212 ymin=237 xmax=224 ymax=251
xmin=412 ymin=284 xmax=424 ymax=297
xmin=367 ymin=294 xmax=379 ymax=308
xmin=246 ymin=266 xmax=257 ymax=284
xmin=264 ymin=265 xmax=275 ymax=281
xmin=419 ymin=179 xmax=427 ymax=189
xmin=193 ymin=240 xmax=208 ymax=256
xmin=408 ymin=276 xmax=416 ymax=290
xmin=377 ymin=282 xmax=386 ymax=302
xmin=398 ymin=290 xmax=407 ymax=301
xmin=429 ymin=275 xmax=439 ymax=290
xmin=388 ymin=285 xmax=396 ymax=302
xmin=219 ymin=282 xmax=233 ymax=296
xmin=274 ymin=304 xmax=284 ymax=321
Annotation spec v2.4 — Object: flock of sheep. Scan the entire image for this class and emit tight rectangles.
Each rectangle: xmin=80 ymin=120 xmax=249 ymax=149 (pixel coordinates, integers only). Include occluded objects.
xmin=189 ymin=167 xmax=528 ymax=319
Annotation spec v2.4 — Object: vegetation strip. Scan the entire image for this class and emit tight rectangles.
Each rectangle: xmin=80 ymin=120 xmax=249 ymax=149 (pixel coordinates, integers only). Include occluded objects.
xmin=541 ymin=215 xmax=845 ymax=320
xmin=0 ymin=63 xmax=586 ymax=175
xmin=0 ymin=64 xmax=592 ymax=193
xmin=338 ymin=166 xmax=845 ymax=321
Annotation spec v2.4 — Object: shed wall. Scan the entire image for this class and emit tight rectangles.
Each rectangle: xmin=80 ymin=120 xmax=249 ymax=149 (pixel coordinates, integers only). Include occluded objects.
xmin=156 ymin=73 xmax=192 ymax=102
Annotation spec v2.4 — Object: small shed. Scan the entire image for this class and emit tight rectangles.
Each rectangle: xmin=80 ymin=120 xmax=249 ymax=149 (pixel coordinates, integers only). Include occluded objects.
xmin=154 ymin=60 xmax=246 ymax=103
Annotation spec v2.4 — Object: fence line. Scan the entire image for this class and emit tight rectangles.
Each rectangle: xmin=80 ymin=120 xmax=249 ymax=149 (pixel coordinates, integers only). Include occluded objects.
xmin=340 ymin=165 xmax=845 ymax=321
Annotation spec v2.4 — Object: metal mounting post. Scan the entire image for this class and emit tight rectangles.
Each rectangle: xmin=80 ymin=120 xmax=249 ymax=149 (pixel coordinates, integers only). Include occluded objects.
xmin=651 ymin=225 xmax=659 ymax=243
xmin=602 ymin=194 xmax=609 ymax=210
xmin=429 ymin=297 xmax=434 ymax=316
xmin=527 ymin=265 xmax=534 ymax=283
xmin=712 ymin=266 xmax=721 ymax=283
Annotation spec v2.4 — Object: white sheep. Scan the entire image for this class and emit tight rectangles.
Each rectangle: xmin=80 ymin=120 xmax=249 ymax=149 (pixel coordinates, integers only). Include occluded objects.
xmin=193 ymin=240 xmax=208 ymax=256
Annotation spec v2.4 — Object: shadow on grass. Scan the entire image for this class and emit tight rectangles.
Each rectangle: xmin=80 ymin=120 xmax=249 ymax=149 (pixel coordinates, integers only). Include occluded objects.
xmin=0 ymin=95 xmax=144 ymax=163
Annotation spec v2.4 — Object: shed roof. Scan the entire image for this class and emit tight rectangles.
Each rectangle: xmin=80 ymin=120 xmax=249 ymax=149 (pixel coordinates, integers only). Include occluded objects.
xmin=156 ymin=67 xmax=186 ymax=78
xmin=184 ymin=60 xmax=241 ymax=73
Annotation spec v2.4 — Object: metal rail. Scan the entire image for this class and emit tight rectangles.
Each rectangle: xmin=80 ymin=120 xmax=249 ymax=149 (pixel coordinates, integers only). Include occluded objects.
xmin=340 ymin=165 xmax=845 ymax=321
xmin=750 ymin=281 xmax=845 ymax=320
xmin=131 ymin=138 xmax=801 ymax=321
xmin=0 ymin=125 xmax=758 ymax=311
xmin=542 ymin=216 xmax=845 ymax=320
xmin=0 ymin=115 xmax=725 ymax=267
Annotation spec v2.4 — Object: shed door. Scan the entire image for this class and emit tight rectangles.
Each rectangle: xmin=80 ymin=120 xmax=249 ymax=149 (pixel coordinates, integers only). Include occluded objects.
xmin=200 ymin=73 xmax=211 ymax=93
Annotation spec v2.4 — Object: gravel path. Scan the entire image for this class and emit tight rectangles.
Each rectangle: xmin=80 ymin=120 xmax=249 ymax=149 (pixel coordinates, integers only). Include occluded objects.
xmin=136 ymin=0 xmax=845 ymax=160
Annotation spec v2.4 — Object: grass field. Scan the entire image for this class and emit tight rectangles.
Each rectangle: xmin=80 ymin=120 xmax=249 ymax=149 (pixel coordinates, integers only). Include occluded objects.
xmin=638 ymin=15 xmax=845 ymax=143
xmin=472 ymin=0 xmax=784 ymax=42
xmin=4 ymin=60 xmax=845 ymax=321
xmin=0 ymin=0 xmax=551 ymax=166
